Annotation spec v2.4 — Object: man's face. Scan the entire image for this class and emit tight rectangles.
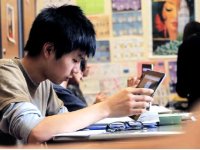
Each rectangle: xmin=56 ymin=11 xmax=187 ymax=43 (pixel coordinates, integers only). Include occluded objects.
xmin=46 ymin=50 xmax=85 ymax=84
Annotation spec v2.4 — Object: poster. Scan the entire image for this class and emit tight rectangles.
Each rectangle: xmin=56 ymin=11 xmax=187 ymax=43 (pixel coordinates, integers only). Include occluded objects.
xmin=112 ymin=0 xmax=142 ymax=36
xmin=89 ymin=40 xmax=110 ymax=63
xmin=112 ymin=38 xmax=144 ymax=62
xmin=76 ymin=0 xmax=104 ymax=15
xmin=88 ymin=15 xmax=110 ymax=38
xmin=152 ymin=0 xmax=194 ymax=56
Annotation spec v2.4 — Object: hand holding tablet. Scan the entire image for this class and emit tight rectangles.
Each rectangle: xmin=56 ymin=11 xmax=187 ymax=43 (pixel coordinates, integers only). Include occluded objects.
xmin=130 ymin=70 xmax=166 ymax=120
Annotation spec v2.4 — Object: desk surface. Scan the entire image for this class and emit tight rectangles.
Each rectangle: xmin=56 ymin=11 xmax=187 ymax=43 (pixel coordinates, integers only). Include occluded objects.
xmin=45 ymin=124 xmax=195 ymax=149
xmin=51 ymin=124 xmax=183 ymax=143
xmin=47 ymin=123 xmax=199 ymax=149
xmin=1 ymin=123 xmax=199 ymax=149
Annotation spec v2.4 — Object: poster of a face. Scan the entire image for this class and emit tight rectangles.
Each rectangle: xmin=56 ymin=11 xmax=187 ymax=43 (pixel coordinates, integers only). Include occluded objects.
xmin=152 ymin=0 xmax=194 ymax=56
xmin=6 ymin=4 xmax=15 ymax=43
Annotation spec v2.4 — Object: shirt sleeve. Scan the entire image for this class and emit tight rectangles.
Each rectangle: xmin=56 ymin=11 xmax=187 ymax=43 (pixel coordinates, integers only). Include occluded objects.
xmin=0 ymin=102 xmax=45 ymax=143
xmin=0 ymin=60 xmax=30 ymax=111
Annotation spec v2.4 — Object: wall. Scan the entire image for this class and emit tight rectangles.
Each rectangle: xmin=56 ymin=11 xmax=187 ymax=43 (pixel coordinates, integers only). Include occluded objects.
xmin=1 ymin=0 xmax=19 ymax=58
xmin=25 ymin=0 xmax=200 ymax=105
xmin=23 ymin=0 xmax=36 ymax=47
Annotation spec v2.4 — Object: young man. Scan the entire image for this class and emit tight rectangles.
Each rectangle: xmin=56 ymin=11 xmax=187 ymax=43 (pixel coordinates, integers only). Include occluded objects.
xmin=0 ymin=5 xmax=153 ymax=144
xmin=53 ymin=59 xmax=88 ymax=111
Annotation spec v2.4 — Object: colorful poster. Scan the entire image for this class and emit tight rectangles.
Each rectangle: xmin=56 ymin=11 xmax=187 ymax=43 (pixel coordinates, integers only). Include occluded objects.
xmin=112 ymin=38 xmax=144 ymax=61
xmin=112 ymin=0 xmax=142 ymax=36
xmin=88 ymin=15 xmax=110 ymax=38
xmin=152 ymin=0 xmax=194 ymax=56
xmin=89 ymin=40 xmax=110 ymax=63
xmin=112 ymin=0 xmax=141 ymax=11
xmin=76 ymin=0 xmax=104 ymax=15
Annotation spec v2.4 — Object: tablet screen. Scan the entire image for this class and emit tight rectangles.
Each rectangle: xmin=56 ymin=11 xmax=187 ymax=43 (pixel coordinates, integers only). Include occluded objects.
xmin=137 ymin=70 xmax=165 ymax=95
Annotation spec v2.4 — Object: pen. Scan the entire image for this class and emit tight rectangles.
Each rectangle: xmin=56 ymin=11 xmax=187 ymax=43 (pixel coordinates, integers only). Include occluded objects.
xmin=86 ymin=124 xmax=107 ymax=130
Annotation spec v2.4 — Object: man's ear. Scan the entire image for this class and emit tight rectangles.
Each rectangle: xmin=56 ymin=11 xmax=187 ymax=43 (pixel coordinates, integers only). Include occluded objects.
xmin=43 ymin=42 xmax=55 ymax=58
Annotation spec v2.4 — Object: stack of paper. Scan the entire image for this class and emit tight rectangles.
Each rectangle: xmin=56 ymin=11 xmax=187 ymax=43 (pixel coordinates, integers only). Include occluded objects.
xmin=96 ymin=111 xmax=159 ymax=125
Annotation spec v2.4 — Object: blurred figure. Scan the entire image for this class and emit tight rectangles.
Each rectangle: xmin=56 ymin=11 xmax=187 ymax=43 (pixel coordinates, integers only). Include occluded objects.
xmin=67 ymin=59 xmax=87 ymax=104
xmin=176 ymin=21 xmax=200 ymax=111
xmin=53 ymin=59 xmax=87 ymax=111
xmin=54 ymin=59 xmax=107 ymax=111
xmin=67 ymin=58 xmax=107 ymax=104
xmin=182 ymin=21 xmax=200 ymax=41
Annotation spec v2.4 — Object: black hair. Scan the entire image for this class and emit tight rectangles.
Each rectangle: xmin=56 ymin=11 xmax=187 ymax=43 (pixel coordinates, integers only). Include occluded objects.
xmin=24 ymin=5 xmax=96 ymax=59
xmin=183 ymin=21 xmax=200 ymax=41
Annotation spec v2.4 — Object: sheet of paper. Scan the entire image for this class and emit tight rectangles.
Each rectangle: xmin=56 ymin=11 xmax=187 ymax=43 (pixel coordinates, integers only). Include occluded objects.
xmin=54 ymin=130 xmax=106 ymax=137
xmin=137 ymin=111 xmax=159 ymax=123
xmin=96 ymin=116 xmax=133 ymax=124
xmin=96 ymin=111 xmax=159 ymax=125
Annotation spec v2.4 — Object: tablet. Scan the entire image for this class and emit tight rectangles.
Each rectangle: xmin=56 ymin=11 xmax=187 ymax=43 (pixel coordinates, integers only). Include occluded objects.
xmin=130 ymin=70 xmax=165 ymax=120
xmin=136 ymin=70 xmax=165 ymax=96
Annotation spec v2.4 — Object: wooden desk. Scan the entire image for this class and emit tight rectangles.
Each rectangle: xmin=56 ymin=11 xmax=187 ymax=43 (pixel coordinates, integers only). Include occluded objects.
xmin=1 ymin=122 xmax=199 ymax=149
xmin=46 ymin=134 xmax=199 ymax=149
xmin=45 ymin=121 xmax=200 ymax=149
xmin=45 ymin=124 xmax=199 ymax=149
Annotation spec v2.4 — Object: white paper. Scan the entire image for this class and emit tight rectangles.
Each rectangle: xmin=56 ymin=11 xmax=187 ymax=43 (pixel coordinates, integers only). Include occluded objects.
xmin=96 ymin=111 xmax=159 ymax=125
xmin=54 ymin=130 xmax=106 ymax=137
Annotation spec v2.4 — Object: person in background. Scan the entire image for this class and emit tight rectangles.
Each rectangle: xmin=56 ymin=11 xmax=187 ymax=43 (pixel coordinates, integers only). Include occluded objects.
xmin=67 ymin=58 xmax=90 ymax=103
xmin=176 ymin=21 xmax=200 ymax=111
xmin=181 ymin=21 xmax=200 ymax=41
xmin=54 ymin=58 xmax=106 ymax=111
xmin=66 ymin=59 xmax=88 ymax=105
xmin=0 ymin=5 xmax=154 ymax=144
